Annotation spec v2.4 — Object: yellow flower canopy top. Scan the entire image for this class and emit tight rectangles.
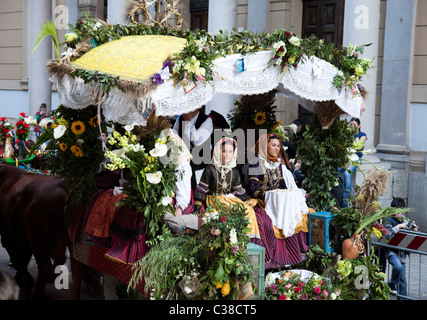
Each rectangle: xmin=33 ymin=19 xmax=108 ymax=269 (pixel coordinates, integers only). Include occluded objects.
xmin=70 ymin=35 xmax=187 ymax=81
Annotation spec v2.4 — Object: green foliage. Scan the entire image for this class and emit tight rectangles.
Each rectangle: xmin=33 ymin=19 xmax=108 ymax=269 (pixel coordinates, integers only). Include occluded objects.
xmin=294 ymin=116 xmax=354 ymax=211
xmin=71 ymin=69 xmax=120 ymax=93
xmin=32 ymin=105 xmax=112 ymax=208
xmin=228 ymin=92 xmax=278 ymax=132
xmin=323 ymin=252 xmax=391 ymax=300
xmin=128 ymin=198 xmax=254 ymax=300
xmin=128 ymin=234 xmax=200 ymax=300
xmin=32 ymin=20 xmax=60 ymax=60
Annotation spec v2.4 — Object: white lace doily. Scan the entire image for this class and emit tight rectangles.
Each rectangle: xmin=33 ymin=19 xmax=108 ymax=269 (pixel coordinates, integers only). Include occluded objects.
xmin=212 ymin=50 xmax=281 ymax=96
xmin=278 ymin=55 xmax=361 ymax=118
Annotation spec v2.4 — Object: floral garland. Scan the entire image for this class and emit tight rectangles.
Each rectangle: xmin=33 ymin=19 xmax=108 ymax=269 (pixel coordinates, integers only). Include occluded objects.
xmin=104 ymin=128 xmax=177 ymax=241
xmin=267 ymin=29 xmax=304 ymax=72
xmin=332 ymin=44 xmax=374 ymax=92
xmin=0 ymin=117 xmax=14 ymax=142
xmin=59 ymin=14 xmax=373 ymax=96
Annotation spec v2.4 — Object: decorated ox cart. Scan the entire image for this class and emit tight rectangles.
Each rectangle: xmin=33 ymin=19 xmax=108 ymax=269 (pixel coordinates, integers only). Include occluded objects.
xmin=28 ymin=1 xmax=377 ymax=300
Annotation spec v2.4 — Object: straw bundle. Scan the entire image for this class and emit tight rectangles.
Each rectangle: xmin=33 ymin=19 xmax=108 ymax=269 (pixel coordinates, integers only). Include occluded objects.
xmin=315 ymin=100 xmax=344 ymax=128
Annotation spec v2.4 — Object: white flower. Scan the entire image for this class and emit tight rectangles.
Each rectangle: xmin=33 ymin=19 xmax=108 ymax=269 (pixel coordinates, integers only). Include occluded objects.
xmin=289 ymin=36 xmax=301 ymax=46
xmin=229 ymin=228 xmax=238 ymax=246
xmin=150 ymin=142 xmax=168 ymax=158
xmin=124 ymin=123 xmax=138 ymax=132
xmin=53 ymin=125 xmax=66 ymax=139
xmin=347 ymin=148 xmax=359 ymax=162
xmin=146 ymin=171 xmax=162 ymax=184
xmin=111 ymin=148 xmax=126 ymax=158
xmin=39 ymin=118 xmax=53 ymax=128
xmin=24 ymin=116 xmax=36 ymax=125
xmin=126 ymin=144 xmax=145 ymax=153
xmin=161 ymin=195 xmax=173 ymax=206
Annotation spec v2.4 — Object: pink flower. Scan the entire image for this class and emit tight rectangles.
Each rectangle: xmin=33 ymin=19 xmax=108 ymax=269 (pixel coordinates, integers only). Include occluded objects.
xmin=322 ymin=290 xmax=329 ymax=297
xmin=279 ymin=294 xmax=287 ymax=300
xmin=285 ymin=283 xmax=292 ymax=289
xmin=314 ymin=286 xmax=321 ymax=295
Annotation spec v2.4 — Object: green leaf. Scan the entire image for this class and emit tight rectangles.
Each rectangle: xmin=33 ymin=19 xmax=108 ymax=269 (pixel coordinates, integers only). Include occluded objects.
xmin=32 ymin=20 xmax=60 ymax=60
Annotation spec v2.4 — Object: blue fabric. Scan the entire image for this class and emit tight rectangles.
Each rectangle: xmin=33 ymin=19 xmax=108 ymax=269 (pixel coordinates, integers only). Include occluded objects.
xmin=338 ymin=164 xmax=357 ymax=207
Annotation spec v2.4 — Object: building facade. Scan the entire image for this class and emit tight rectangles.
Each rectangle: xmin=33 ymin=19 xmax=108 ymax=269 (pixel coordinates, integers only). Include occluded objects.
xmin=0 ymin=0 xmax=426 ymax=228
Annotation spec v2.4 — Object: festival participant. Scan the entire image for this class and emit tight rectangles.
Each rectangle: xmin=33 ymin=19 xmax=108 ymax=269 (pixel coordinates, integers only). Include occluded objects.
xmin=172 ymin=108 xmax=213 ymax=188
xmin=248 ymin=133 xmax=309 ymax=268
xmin=193 ymin=137 xmax=260 ymax=241
xmin=35 ymin=103 xmax=50 ymax=138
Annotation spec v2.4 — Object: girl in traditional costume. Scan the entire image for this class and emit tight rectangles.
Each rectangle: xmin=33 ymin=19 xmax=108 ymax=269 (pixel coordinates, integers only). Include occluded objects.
xmin=248 ymin=133 xmax=309 ymax=268
xmin=193 ymin=137 xmax=260 ymax=241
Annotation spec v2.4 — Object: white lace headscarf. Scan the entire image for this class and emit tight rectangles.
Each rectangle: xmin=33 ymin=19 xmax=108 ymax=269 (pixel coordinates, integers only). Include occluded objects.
xmin=211 ymin=137 xmax=238 ymax=179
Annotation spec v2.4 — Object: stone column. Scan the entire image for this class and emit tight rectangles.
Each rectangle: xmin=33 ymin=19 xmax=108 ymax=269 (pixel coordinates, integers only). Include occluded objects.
xmin=107 ymin=0 xmax=130 ymax=25
xmin=206 ymin=0 xmax=237 ymax=121
xmin=377 ymin=0 xmax=416 ymax=155
xmin=343 ymin=0 xmax=380 ymax=151
xmin=247 ymin=0 xmax=267 ymax=33
xmin=28 ymin=0 xmax=53 ymax=117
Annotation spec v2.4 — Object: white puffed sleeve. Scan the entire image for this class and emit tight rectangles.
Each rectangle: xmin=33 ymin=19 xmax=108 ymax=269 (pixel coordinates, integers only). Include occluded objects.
xmin=174 ymin=161 xmax=192 ymax=210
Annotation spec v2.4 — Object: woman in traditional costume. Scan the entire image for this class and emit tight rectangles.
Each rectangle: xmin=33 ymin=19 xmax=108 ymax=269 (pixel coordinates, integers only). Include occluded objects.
xmin=248 ymin=133 xmax=309 ymax=268
xmin=193 ymin=137 xmax=260 ymax=241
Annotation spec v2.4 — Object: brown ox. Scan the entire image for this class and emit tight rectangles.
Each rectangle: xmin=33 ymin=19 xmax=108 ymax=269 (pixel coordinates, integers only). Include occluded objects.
xmin=0 ymin=163 xmax=81 ymax=299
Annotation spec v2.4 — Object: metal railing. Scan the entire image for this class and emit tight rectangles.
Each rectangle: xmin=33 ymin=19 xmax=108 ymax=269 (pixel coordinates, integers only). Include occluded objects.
xmin=372 ymin=229 xmax=427 ymax=300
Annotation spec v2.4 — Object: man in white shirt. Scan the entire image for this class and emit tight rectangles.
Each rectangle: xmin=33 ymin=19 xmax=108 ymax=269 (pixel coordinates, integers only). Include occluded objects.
xmin=173 ymin=108 xmax=213 ymax=188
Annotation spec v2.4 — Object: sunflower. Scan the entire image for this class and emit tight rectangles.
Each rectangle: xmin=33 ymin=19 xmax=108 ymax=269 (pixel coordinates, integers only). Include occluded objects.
xmin=71 ymin=120 xmax=86 ymax=135
xmin=70 ymin=145 xmax=84 ymax=157
xmin=89 ymin=115 xmax=100 ymax=128
xmin=59 ymin=143 xmax=68 ymax=151
xmin=253 ymin=112 xmax=267 ymax=126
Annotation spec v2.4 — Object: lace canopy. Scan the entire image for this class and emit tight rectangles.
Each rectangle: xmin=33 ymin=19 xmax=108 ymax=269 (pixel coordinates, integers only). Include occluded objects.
xmin=52 ymin=39 xmax=363 ymax=126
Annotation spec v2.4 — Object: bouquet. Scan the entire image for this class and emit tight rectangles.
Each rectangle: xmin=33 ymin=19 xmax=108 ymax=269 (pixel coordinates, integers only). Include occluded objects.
xmin=198 ymin=198 xmax=254 ymax=300
xmin=264 ymin=270 xmax=340 ymax=300
xmin=104 ymin=128 xmax=178 ymax=240
xmin=0 ymin=117 xmax=14 ymax=142
xmin=15 ymin=112 xmax=32 ymax=144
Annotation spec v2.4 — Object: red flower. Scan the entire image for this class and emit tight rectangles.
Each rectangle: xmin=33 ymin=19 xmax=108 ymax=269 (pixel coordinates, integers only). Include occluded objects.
xmin=279 ymin=294 xmax=287 ymax=300
xmin=314 ymin=286 xmax=321 ymax=295
xmin=294 ymin=287 xmax=301 ymax=293
xmin=220 ymin=217 xmax=226 ymax=222
xmin=16 ymin=139 xmax=20 ymax=144
xmin=19 ymin=112 xmax=27 ymax=117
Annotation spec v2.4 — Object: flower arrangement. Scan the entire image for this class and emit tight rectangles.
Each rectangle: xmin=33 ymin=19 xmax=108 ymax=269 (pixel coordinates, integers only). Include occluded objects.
xmin=171 ymin=34 xmax=217 ymax=87
xmin=0 ymin=117 xmax=14 ymax=142
xmin=324 ymin=253 xmax=391 ymax=300
xmin=31 ymin=105 xmax=111 ymax=210
xmin=128 ymin=198 xmax=254 ymax=300
xmin=14 ymin=113 xmax=32 ymax=144
xmin=264 ymin=270 xmax=339 ymax=300
xmin=104 ymin=128 xmax=178 ymax=241
xmin=332 ymin=44 xmax=374 ymax=93
xmin=198 ymin=199 xmax=254 ymax=300
xmin=268 ymin=29 xmax=304 ymax=73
